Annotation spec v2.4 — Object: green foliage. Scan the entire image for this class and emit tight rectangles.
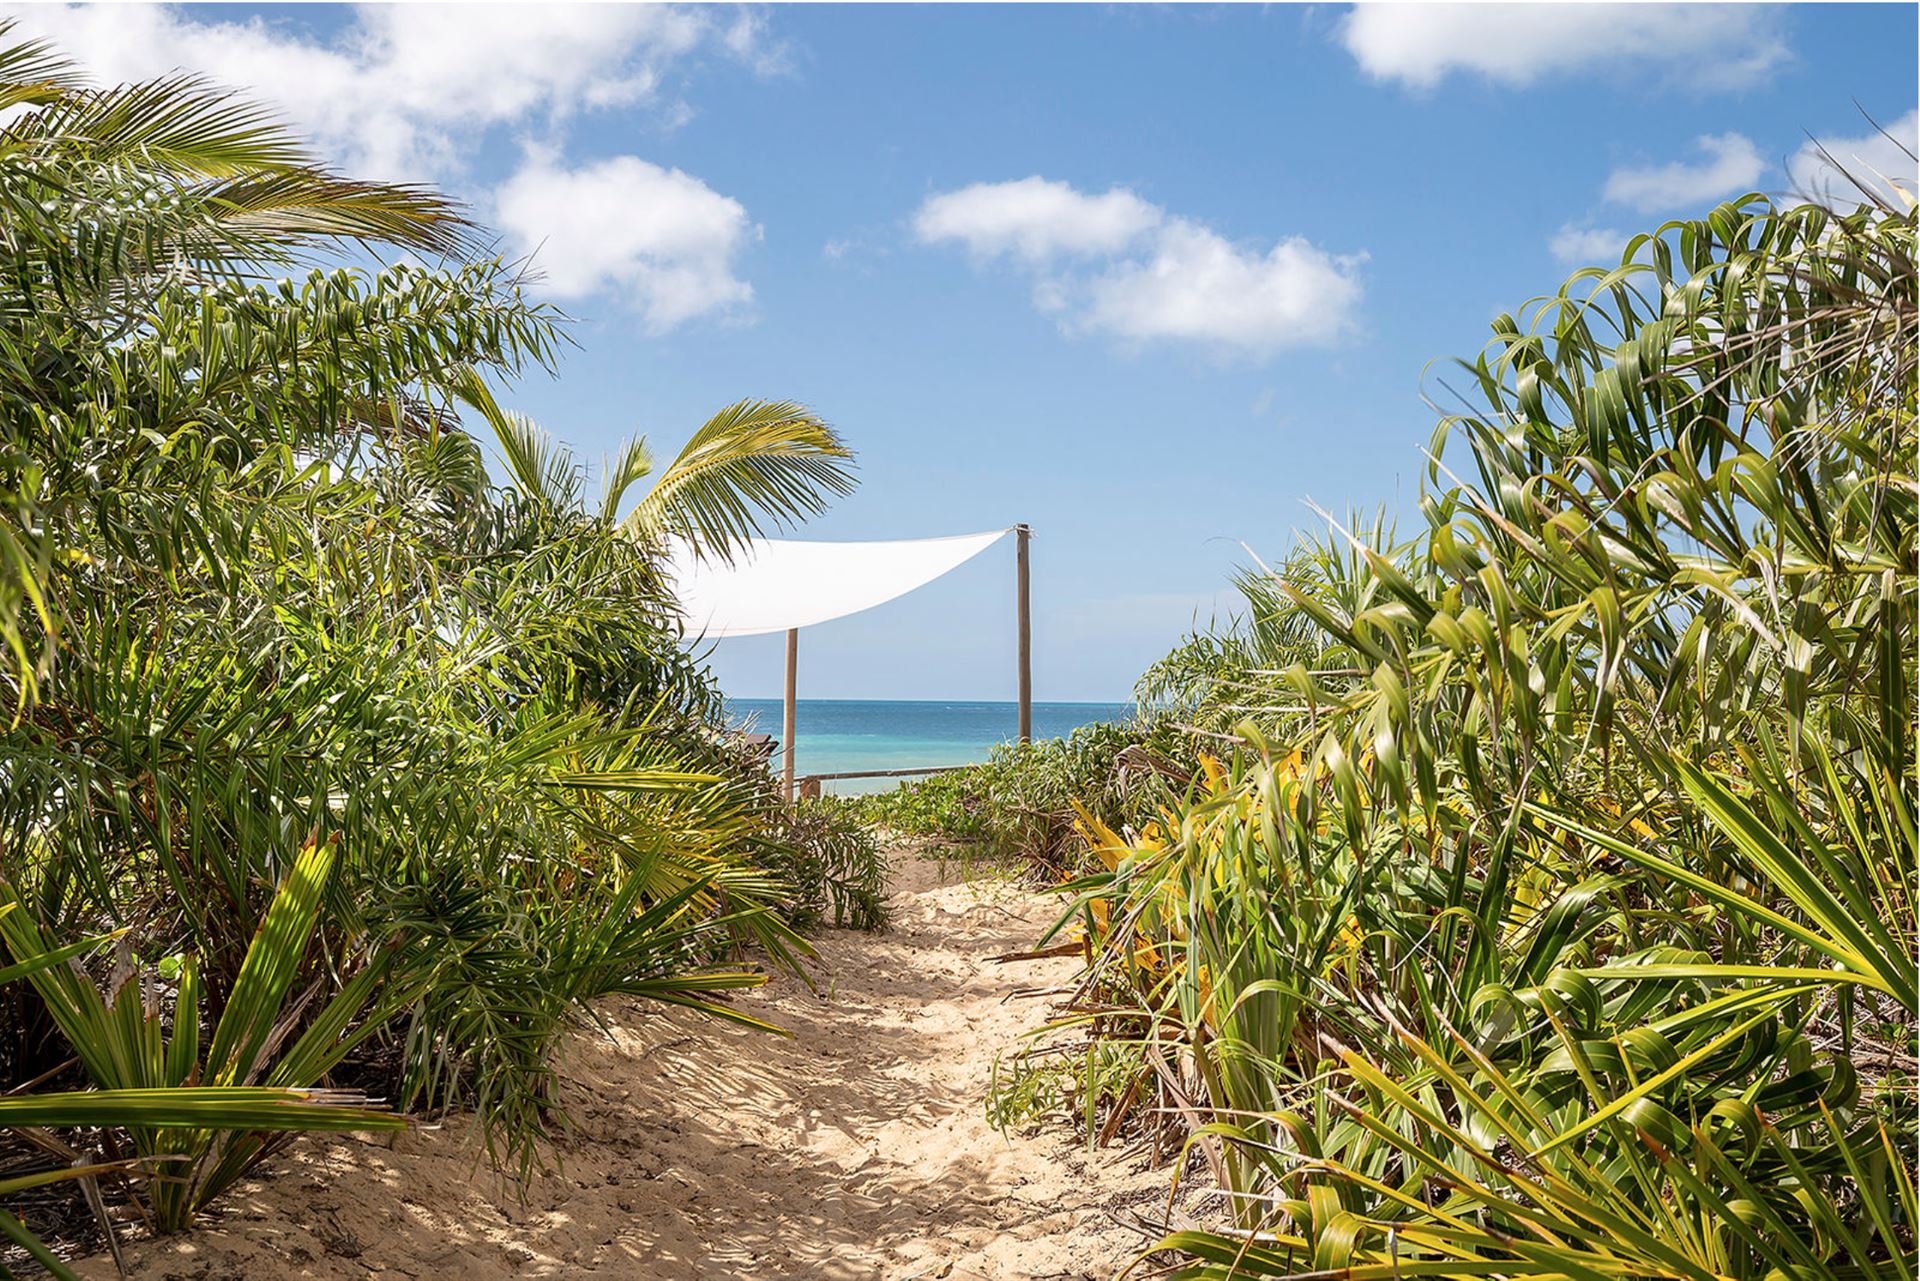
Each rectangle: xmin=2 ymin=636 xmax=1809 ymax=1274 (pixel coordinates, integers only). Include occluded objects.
xmin=0 ymin=22 xmax=470 ymax=705
xmin=1032 ymin=192 xmax=1917 ymax=1278
xmin=619 ymin=399 xmax=857 ymax=561
xmin=849 ymin=767 xmax=1001 ymax=847
xmin=1136 ymin=556 xmax=1337 ymax=738
xmin=0 ymin=839 xmax=406 ymax=1234
xmin=448 ymin=373 xmax=856 ymax=565
xmin=0 ymin=32 xmax=871 ymax=1261
xmin=767 ymin=799 xmax=893 ymax=932
xmin=854 ymin=718 xmax=1176 ymax=870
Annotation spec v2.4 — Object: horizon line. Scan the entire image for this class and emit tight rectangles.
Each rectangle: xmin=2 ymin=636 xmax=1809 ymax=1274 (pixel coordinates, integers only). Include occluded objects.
xmin=723 ymin=696 xmax=1135 ymax=706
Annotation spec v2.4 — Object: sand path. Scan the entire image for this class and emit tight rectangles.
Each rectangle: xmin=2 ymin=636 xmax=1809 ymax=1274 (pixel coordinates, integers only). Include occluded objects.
xmin=93 ymin=854 xmax=1169 ymax=1280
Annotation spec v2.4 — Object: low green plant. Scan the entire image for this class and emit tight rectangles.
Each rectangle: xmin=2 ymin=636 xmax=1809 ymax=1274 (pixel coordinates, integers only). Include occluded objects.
xmin=855 ymin=719 xmax=1174 ymax=871
xmin=0 ymin=837 xmax=408 ymax=1235
xmin=850 ymin=768 xmax=998 ymax=846
xmin=0 ymin=899 xmax=402 ymax=1278
xmin=768 ymin=799 xmax=892 ymax=931
xmin=988 ymin=1038 xmax=1149 ymax=1148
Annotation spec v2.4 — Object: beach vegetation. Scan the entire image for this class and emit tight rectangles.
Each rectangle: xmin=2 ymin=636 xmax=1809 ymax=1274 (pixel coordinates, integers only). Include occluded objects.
xmin=0 ymin=30 xmax=880 ymax=1268
xmin=852 ymin=719 xmax=1178 ymax=869
xmin=1001 ymin=187 xmax=1917 ymax=1278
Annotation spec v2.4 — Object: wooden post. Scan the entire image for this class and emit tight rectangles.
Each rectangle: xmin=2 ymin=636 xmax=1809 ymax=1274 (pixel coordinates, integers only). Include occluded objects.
xmin=1016 ymin=523 xmax=1032 ymax=744
xmin=783 ymin=627 xmax=798 ymax=803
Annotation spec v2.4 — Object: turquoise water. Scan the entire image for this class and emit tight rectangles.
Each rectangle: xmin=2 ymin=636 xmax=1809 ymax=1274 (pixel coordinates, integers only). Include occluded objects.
xmin=725 ymin=699 xmax=1133 ymax=794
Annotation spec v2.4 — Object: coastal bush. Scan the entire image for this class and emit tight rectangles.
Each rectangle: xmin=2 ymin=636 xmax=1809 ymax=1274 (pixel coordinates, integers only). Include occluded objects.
xmin=1134 ymin=553 xmax=1336 ymax=739
xmin=0 ymin=840 xmax=412 ymax=1235
xmin=643 ymin=730 xmax=892 ymax=935
xmin=1026 ymin=190 xmax=1917 ymax=1278
xmin=853 ymin=718 xmax=1179 ymax=870
xmin=848 ymin=766 xmax=998 ymax=846
xmin=0 ymin=29 xmax=862 ymax=1263
xmin=768 ymin=799 xmax=893 ymax=932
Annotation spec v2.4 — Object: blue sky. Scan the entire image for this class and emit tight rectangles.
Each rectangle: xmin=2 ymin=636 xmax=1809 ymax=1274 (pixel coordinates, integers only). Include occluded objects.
xmin=23 ymin=3 xmax=1917 ymax=700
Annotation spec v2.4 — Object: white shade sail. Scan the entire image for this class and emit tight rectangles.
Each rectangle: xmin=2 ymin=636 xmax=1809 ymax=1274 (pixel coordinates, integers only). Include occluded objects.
xmin=666 ymin=528 xmax=1013 ymax=638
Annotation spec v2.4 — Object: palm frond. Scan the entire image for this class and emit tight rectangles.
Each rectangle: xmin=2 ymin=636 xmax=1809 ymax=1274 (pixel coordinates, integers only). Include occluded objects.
xmin=621 ymin=399 xmax=855 ymax=560
xmin=0 ymin=20 xmax=84 ymax=113
xmin=597 ymin=435 xmax=656 ymax=524
xmin=443 ymin=364 xmax=579 ymax=510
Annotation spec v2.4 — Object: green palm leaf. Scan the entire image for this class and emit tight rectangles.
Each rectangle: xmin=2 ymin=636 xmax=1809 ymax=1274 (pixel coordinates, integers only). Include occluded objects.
xmin=621 ymin=399 xmax=855 ymax=559
xmin=0 ymin=1087 xmax=399 ymax=1132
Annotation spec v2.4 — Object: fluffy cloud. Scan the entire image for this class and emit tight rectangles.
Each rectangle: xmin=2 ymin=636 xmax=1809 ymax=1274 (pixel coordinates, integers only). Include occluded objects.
xmin=913 ymin=177 xmax=1162 ymax=263
xmin=494 ymin=155 xmax=755 ymax=332
xmin=6 ymin=4 xmax=761 ymax=180
xmin=915 ymin=179 xmax=1362 ymax=356
xmin=1079 ymin=223 xmax=1363 ymax=351
xmin=1341 ymin=4 xmax=1786 ymax=92
xmin=1549 ymin=224 xmax=1631 ymax=266
xmin=13 ymin=4 xmax=779 ymax=326
xmin=1602 ymin=133 xmax=1765 ymax=213
xmin=1786 ymin=110 xmax=1919 ymax=210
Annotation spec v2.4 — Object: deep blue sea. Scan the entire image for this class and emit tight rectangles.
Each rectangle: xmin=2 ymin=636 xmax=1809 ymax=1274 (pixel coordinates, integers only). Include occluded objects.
xmin=725 ymin=699 xmax=1133 ymax=794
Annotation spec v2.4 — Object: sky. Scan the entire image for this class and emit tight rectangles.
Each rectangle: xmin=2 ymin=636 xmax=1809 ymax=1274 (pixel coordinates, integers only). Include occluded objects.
xmin=17 ymin=2 xmax=1917 ymax=701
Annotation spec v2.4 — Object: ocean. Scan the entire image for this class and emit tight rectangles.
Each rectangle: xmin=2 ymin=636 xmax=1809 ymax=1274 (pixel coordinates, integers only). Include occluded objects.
xmin=724 ymin=699 xmax=1133 ymax=794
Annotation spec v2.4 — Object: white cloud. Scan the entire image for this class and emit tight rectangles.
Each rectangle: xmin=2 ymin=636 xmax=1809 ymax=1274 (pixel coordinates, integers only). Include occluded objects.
xmin=14 ymin=4 xmax=783 ymax=324
xmin=915 ymin=179 xmax=1363 ymax=356
xmin=1079 ymin=222 xmax=1363 ymax=352
xmin=820 ymin=231 xmax=890 ymax=268
xmin=1548 ymin=113 xmax=1917 ymax=262
xmin=1549 ymin=224 xmax=1631 ymax=266
xmin=495 ymin=154 xmax=755 ymax=332
xmin=1602 ymin=133 xmax=1765 ymax=213
xmin=1341 ymin=4 xmax=1786 ymax=92
xmin=1786 ymin=110 xmax=1919 ymax=211
xmin=8 ymin=4 xmax=762 ymax=180
xmin=719 ymin=10 xmax=796 ymax=78
xmin=913 ymin=177 xmax=1162 ymax=263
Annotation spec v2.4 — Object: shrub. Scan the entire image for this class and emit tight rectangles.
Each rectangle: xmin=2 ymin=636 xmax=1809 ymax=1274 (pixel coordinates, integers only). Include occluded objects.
xmin=768 ymin=799 xmax=892 ymax=932
xmin=0 ymin=31 xmax=864 ymax=1259
xmin=1028 ymin=193 xmax=1918 ymax=1279
xmin=854 ymin=718 xmax=1179 ymax=872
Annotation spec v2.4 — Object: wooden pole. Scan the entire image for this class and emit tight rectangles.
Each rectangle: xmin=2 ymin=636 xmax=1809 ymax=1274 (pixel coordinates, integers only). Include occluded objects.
xmin=1016 ymin=523 xmax=1032 ymax=744
xmin=783 ymin=627 xmax=798 ymax=803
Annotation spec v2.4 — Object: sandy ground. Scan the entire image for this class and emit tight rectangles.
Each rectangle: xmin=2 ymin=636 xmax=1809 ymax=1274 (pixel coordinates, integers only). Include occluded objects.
xmin=84 ymin=853 xmax=1175 ymax=1280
